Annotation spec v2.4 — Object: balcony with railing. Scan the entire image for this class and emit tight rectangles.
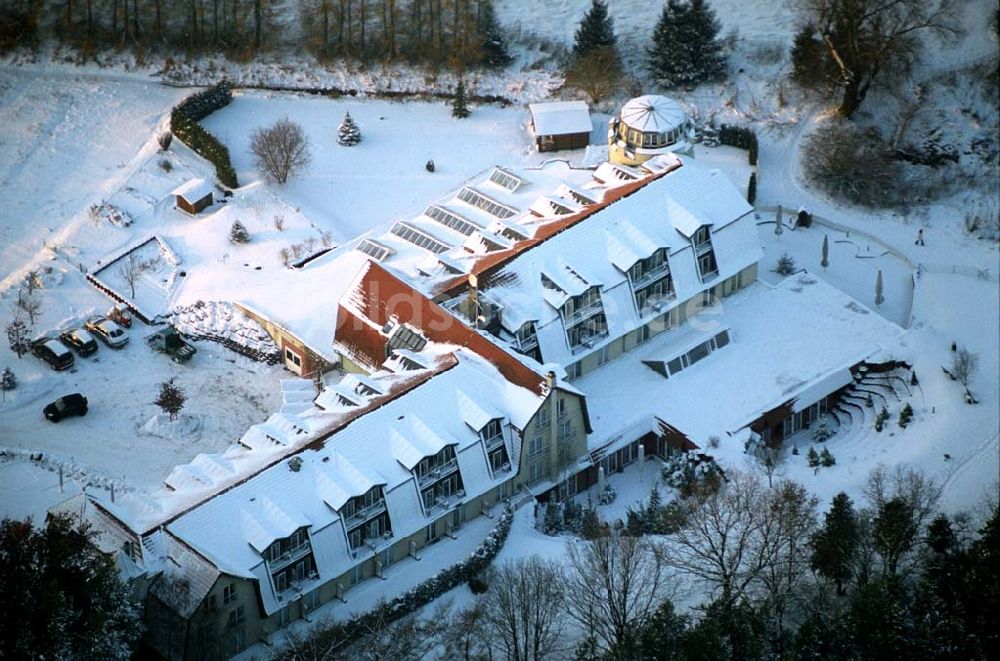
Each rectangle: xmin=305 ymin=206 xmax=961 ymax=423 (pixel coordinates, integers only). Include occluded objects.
xmin=515 ymin=331 xmax=538 ymax=353
xmin=562 ymin=297 xmax=605 ymax=326
xmin=417 ymin=457 xmax=459 ymax=489
xmin=344 ymin=499 xmax=387 ymax=527
xmin=631 ymin=261 xmax=672 ymax=290
xmin=266 ymin=542 xmax=312 ymax=573
xmin=362 ymin=530 xmax=395 ymax=553
xmin=569 ymin=326 xmax=609 ymax=354
xmin=695 ymin=239 xmax=713 ymax=256
xmin=484 ymin=430 xmax=505 ymax=452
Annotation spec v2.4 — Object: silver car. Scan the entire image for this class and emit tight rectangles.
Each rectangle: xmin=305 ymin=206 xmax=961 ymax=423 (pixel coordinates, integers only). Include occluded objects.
xmin=85 ymin=315 xmax=129 ymax=348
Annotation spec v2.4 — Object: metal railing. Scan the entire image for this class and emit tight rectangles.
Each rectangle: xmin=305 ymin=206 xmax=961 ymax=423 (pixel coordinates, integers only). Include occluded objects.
xmin=344 ymin=499 xmax=387 ymax=527
xmin=417 ymin=458 xmax=459 ymax=488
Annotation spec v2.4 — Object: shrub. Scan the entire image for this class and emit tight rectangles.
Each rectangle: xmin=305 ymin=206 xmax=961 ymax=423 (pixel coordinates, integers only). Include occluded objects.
xmin=598 ymin=482 xmax=617 ymax=505
xmin=157 ymin=132 xmax=173 ymax=151
xmin=899 ymin=403 xmax=914 ymax=428
xmin=775 ymin=253 xmax=796 ymax=275
xmin=820 ymin=447 xmax=836 ymax=467
xmin=158 ymin=158 xmax=173 ymax=172
xmin=250 ymin=118 xmax=311 ymax=184
xmin=719 ymin=124 xmax=759 ymax=166
xmin=875 ymin=406 xmax=890 ymax=432
xmin=807 ymin=447 xmax=821 ymax=467
xmin=802 ymin=121 xmax=904 ymax=209
xmin=747 ymin=171 xmax=757 ymax=205
xmin=813 ymin=420 xmax=833 ymax=442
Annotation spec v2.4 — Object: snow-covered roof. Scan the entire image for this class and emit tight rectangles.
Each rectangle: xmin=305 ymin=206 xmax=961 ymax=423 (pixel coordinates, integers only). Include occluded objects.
xmin=478 ymin=155 xmax=758 ymax=367
xmin=575 ymin=276 xmax=906 ymax=453
xmin=165 ymin=350 xmax=544 ymax=615
xmin=529 ymin=100 xmax=592 ymax=136
xmin=176 ymin=248 xmax=372 ymax=364
xmin=618 ymin=95 xmax=687 ymax=133
xmin=171 ymin=178 xmax=213 ymax=203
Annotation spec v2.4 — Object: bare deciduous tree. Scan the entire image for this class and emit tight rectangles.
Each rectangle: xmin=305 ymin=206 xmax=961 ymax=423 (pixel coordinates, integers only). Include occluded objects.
xmin=250 ymin=118 xmax=312 ymax=184
xmin=951 ymin=348 xmax=979 ymax=388
xmin=664 ymin=471 xmax=779 ymax=608
xmin=441 ymin=602 xmax=497 ymax=661
xmin=117 ymin=252 xmax=158 ymax=299
xmin=16 ymin=288 xmax=42 ymax=326
xmin=796 ymin=0 xmax=960 ymax=117
xmin=758 ymin=481 xmax=817 ymax=654
xmin=480 ymin=556 xmax=566 ymax=661
xmin=564 ymin=531 xmax=670 ymax=656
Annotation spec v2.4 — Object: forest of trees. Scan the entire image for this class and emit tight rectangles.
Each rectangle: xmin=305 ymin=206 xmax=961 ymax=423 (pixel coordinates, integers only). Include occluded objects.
xmin=0 ymin=0 xmax=510 ymax=67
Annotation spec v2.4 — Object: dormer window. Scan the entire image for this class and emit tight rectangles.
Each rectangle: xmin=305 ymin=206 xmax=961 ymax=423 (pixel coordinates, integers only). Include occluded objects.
xmin=480 ymin=419 xmax=504 ymax=448
xmin=342 ymin=487 xmax=391 ymax=551
xmin=415 ymin=446 xmax=464 ymax=513
xmin=629 ymin=249 xmax=675 ymax=315
xmin=480 ymin=418 xmax=511 ymax=477
xmin=691 ymin=227 xmax=718 ymax=282
xmin=263 ymin=526 xmax=317 ymax=594
xmin=693 ymin=226 xmax=710 ymax=248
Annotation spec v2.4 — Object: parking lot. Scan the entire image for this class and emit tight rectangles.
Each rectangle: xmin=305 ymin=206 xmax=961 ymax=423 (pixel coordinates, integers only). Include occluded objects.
xmin=1 ymin=299 xmax=285 ymax=492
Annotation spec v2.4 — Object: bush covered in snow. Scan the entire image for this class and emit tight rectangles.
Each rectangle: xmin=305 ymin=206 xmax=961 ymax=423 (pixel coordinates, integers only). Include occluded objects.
xmin=661 ymin=452 xmax=724 ymax=497
xmin=813 ymin=419 xmax=834 ymax=442
xmin=626 ymin=486 xmax=686 ymax=535
xmin=88 ymin=201 xmax=134 ymax=228
xmin=229 ymin=220 xmax=250 ymax=244
xmin=598 ymin=482 xmax=617 ymax=505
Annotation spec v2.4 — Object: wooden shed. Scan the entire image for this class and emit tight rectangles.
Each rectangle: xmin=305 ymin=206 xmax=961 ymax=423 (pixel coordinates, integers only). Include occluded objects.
xmin=171 ymin=178 xmax=214 ymax=215
xmin=528 ymin=101 xmax=592 ymax=152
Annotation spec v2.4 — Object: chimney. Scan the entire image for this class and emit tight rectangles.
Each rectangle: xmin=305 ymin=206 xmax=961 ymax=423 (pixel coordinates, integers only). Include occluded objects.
xmin=545 ymin=370 xmax=556 ymax=390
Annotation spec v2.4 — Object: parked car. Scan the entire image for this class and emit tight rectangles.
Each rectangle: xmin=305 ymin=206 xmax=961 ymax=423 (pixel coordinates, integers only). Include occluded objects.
xmin=31 ymin=338 xmax=75 ymax=371
xmin=107 ymin=305 xmax=132 ymax=328
xmin=85 ymin=315 xmax=129 ymax=348
xmin=43 ymin=393 xmax=88 ymax=422
xmin=59 ymin=327 xmax=99 ymax=356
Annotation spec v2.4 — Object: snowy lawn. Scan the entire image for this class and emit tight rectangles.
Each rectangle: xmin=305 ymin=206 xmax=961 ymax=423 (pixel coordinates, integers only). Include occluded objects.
xmin=0 ymin=458 xmax=84 ymax=523
xmin=202 ymin=92 xmax=537 ymax=243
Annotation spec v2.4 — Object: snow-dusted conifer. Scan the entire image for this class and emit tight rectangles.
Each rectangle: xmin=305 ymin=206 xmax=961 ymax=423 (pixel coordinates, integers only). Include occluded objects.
xmin=573 ymin=0 xmax=616 ymax=57
xmin=821 ymin=234 xmax=830 ymax=268
xmin=875 ymin=269 xmax=884 ymax=306
xmin=230 ymin=220 xmax=250 ymax=244
xmin=154 ymin=379 xmax=187 ymax=422
xmin=337 ymin=111 xmax=362 ymax=146
xmin=1 ymin=366 xmax=15 ymax=390
xmin=648 ymin=0 xmax=727 ymax=88
xmin=477 ymin=0 xmax=512 ymax=66
xmin=452 ymin=78 xmax=471 ymax=118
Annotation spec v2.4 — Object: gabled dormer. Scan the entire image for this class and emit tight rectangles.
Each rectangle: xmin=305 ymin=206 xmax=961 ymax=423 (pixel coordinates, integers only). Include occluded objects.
xmin=513 ymin=321 xmax=540 ymax=361
xmin=479 ymin=417 xmax=513 ymax=477
xmin=341 ymin=486 xmax=392 ymax=551
xmin=262 ymin=526 xmax=317 ymax=595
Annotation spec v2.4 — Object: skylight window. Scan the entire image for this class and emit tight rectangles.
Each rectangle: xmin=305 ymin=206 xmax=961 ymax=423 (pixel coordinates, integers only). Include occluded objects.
xmin=456 ymin=187 xmax=518 ymax=219
xmin=488 ymin=167 xmax=522 ymax=192
xmin=356 ymin=238 xmax=394 ymax=261
xmin=390 ymin=221 xmax=450 ymax=254
xmin=425 ymin=205 xmax=480 ymax=236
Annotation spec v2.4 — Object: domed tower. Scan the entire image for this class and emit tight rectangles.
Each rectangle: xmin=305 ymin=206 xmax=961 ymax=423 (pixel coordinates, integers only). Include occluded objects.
xmin=608 ymin=95 xmax=694 ymax=166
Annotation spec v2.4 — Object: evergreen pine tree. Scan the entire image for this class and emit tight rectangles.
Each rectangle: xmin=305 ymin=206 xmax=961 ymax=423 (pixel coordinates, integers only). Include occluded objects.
xmin=580 ymin=503 xmax=602 ymax=539
xmin=807 ymin=447 xmax=821 ymax=467
xmin=0 ymin=366 xmax=15 ymax=391
xmin=337 ymin=111 xmax=362 ymax=146
xmin=634 ymin=598 xmax=687 ymax=659
xmin=452 ymin=78 xmax=471 ymax=119
xmin=811 ymin=492 xmax=859 ymax=595
xmin=873 ymin=497 xmax=918 ymax=574
xmin=646 ymin=485 xmax=663 ymax=532
xmin=820 ymin=447 xmax=836 ymax=466
xmin=648 ymin=0 xmax=727 ymax=89
xmin=821 ymin=234 xmax=830 ymax=268
xmin=875 ymin=269 xmax=885 ymax=306
xmin=476 ymin=0 xmax=511 ymax=67
xmin=572 ymin=0 xmax=616 ymax=58
xmin=229 ymin=220 xmax=250 ymax=244
xmin=926 ymin=514 xmax=957 ymax=556
xmin=543 ymin=501 xmax=562 ymax=534
xmin=154 ymin=379 xmax=187 ymax=422
xmin=790 ymin=24 xmax=836 ymax=89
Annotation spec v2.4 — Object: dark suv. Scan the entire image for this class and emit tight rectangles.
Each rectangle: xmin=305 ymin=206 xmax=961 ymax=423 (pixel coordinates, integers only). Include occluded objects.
xmin=44 ymin=393 xmax=88 ymax=422
xmin=32 ymin=339 xmax=75 ymax=371
xmin=60 ymin=328 xmax=99 ymax=356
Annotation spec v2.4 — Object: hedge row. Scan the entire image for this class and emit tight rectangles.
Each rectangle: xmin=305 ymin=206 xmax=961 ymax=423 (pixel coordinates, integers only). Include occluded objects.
xmin=169 ymin=83 xmax=239 ymax=189
xmin=719 ymin=124 xmax=759 ymax=167
xmin=293 ymin=505 xmax=514 ymax=654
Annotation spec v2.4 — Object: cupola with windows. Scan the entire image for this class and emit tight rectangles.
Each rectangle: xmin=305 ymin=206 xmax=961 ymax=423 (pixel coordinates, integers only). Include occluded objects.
xmin=608 ymin=95 xmax=694 ymax=166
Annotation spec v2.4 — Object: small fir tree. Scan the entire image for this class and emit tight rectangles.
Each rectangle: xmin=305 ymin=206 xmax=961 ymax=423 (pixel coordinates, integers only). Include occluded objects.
xmin=820 ymin=447 xmax=836 ymax=466
xmin=807 ymin=447 xmax=821 ymax=467
xmin=154 ymin=379 xmax=187 ymax=422
xmin=875 ymin=269 xmax=885 ymax=306
xmin=230 ymin=220 xmax=250 ymax=244
xmin=157 ymin=131 xmax=173 ymax=151
xmin=790 ymin=25 xmax=834 ymax=89
xmin=337 ymin=111 xmax=362 ymax=146
xmin=821 ymin=234 xmax=830 ymax=268
xmin=572 ymin=0 xmax=616 ymax=57
xmin=1 ymin=366 xmax=15 ymax=391
xmin=452 ymin=78 xmax=470 ymax=119
xmin=648 ymin=0 xmax=727 ymax=88
xmin=776 ymin=252 xmax=796 ymax=275
xmin=543 ymin=501 xmax=562 ymax=535
xmin=898 ymin=403 xmax=913 ymax=428
xmin=580 ymin=502 xmax=602 ymax=539
xmin=6 ymin=319 xmax=32 ymax=359
xmin=747 ymin=171 xmax=757 ymax=204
